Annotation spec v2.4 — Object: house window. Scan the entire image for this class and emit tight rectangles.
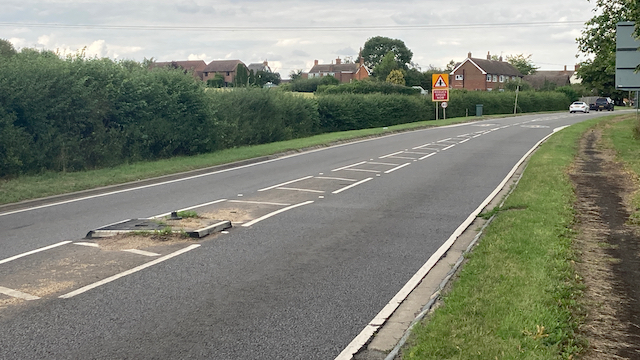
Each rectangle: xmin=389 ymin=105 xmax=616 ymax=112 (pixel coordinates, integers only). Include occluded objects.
xmin=455 ymin=74 xmax=464 ymax=80
xmin=226 ymin=72 xmax=230 ymax=76
xmin=487 ymin=74 xmax=492 ymax=82
xmin=493 ymin=75 xmax=498 ymax=82
xmin=328 ymin=72 xmax=335 ymax=76
xmin=499 ymin=75 xmax=505 ymax=83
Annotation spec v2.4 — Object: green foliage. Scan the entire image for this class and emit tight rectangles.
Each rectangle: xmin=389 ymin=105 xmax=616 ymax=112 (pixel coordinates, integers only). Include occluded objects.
xmin=386 ymin=69 xmax=406 ymax=85
xmin=289 ymin=69 xmax=303 ymax=81
xmin=0 ymin=39 xmax=16 ymax=58
xmin=361 ymin=36 xmax=413 ymax=70
xmin=317 ymin=94 xmax=429 ymax=131
xmin=506 ymin=54 xmax=538 ymax=75
xmin=577 ymin=0 xmax=639 ymax=101
xmin=444 ymin=90 xmax=570 ymax=117
xmin=177 ymin=210 xmax=199 ymax=218
xmin=206 ymin=74 xmax=225 ymax=88
xmin=234 ymin=63 xmax=249 ymax=87
xmin=373 ymin=51 xmax=400 ymax=80
xmin=288 ymin=76 xmax=340 ymax=92
xmin=504 ymin=78 xmax=532 ymax=92
xmin=254 ymin=70 xmax=281 ymax=87
xmin=316 ymin=80 xmax=420 ymax=95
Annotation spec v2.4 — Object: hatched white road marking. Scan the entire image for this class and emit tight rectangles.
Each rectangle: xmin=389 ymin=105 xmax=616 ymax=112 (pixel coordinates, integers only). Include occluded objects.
xmin=74 ymin=242 xmax=100 ymax=248
xmin=122 ymin=249 xmax=161 ymax=257
xmin=384 ymin=163 xmax=411 ymax=174
xmin=258 ymin=176 xmax=314 ymax=192
xmin=332 ymin=178 xmax=373 ymax=194
xmin=0 ymin=286 xmax=40 ymax=300
xmin=0 ymin=241 xmax=72 ymax=265
xmin=332 ymin=161 xmax=368 ymax=172
xmin=242 ymin=201 xmax=314 ymax=227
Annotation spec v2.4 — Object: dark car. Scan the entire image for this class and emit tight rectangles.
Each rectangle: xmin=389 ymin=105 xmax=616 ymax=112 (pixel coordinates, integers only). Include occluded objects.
xmin=593 ymin=97 xmax=614 ymax=111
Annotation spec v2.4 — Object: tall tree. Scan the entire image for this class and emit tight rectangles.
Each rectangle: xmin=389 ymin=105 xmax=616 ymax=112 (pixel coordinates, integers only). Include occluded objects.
xmin=361 ymin=36 xmax=413 ymax=70
xmin=577 ymin=0 xmax=639 ymax=98
xmin=386 ymin=69 xmax=405 ymax=85
xmin=0 ymin=38 xmax=16 ymax=58
xmin=372 ymin=51 xmax=400 ymax=81
xmin=506 ymin=54 xmax=538 ymax=75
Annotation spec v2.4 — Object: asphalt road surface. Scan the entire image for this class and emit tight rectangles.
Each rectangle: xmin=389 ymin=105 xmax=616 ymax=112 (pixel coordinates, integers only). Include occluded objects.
xmin=0 ymin=112 xmax=607 ymax=359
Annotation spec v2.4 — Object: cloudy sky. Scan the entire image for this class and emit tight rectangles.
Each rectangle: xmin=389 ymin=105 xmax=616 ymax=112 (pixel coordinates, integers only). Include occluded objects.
xmin=2 ymin=0 xmax=597 ymax=77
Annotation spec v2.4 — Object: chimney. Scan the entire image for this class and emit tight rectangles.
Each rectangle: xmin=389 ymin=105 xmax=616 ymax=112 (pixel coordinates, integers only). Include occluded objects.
xmin=499 ymin=55 xmax=503 ymax=62
xmin=487 ymin=51 xmax=491 ymax=60
xmin=468 ymin=52 xmax=472 ymax=58
xmin=263 ymin=60 xmax=268 ymax=66
xmin=336 ymin=58 xmax=341 ymax=65
xmin=314 ymin=60 xmax=318 ymax=66
xmin=575 ymin=64 xmax=580 ymax=71
xmin=564 ymin=65 xmax=567 ymax=72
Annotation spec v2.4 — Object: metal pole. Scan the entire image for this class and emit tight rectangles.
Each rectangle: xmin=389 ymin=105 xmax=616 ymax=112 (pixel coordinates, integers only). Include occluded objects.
xmin=444 ymin=107 xmax=446 ymax=120
xmin=435 ymin=102 xmax=438 ymax=121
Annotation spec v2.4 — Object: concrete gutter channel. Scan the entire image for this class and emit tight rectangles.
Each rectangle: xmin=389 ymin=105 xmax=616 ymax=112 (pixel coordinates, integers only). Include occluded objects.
xmin=354 ymin=159 xmax=529 ymax=360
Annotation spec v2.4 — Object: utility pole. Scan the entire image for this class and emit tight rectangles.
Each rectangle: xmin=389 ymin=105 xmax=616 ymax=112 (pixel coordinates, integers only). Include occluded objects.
xmin=514 ymin=85 xmax=520 ymax=115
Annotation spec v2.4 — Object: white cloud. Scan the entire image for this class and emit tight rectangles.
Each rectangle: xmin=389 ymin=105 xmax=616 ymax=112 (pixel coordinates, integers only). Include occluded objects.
xmin=188 ymin=53 xmax=208 ymax=61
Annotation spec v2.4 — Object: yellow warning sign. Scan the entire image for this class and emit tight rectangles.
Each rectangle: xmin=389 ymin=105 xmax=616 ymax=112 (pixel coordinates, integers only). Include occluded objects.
xmin=432 ymin=74 xmax=449 ymax=88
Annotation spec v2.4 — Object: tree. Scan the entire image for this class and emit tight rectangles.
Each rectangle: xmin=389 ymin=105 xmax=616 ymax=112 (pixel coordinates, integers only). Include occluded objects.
xmin=289 ymin=69 xmax=303 ymax=81
xmin=506 ymin=54 xmax=538 ymax=75
xmin=444 ymin=60 xmax=456 ymax=73
xmin=361 ymin=36 xmax=413 ymax=70
xmin=373 ymin=51 xmax=400 ymax=81
xmin=386 ymin=70 xmax=406 ymax=85
xmin=0 ymin=39 xmax=16 ymax=58
xmin=234 ymin=63 xmax=249 ymax=87
xmin=255 ymin=70 xmax=281 ymax=87
xmin=577 ymin=0 xmax=639 ymax=99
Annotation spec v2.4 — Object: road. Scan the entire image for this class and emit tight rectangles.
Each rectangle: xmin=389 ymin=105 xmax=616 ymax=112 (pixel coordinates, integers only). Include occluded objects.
xmin=0 ymin=112 xmax=605 ymax=359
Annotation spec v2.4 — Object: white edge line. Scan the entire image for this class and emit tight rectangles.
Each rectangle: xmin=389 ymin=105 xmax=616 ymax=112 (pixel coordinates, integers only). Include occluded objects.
xmin=0 ymin=241 xmax=72 ymax=265
xmin=332 ymin=161 xmax=368 ymax=172
xmin=335 ymin=129 xmax=558 ymax=360
xmin=0 ymin=286 xmax=40 ymax=300
xmin=379 ymin=151 xmax=404 ymax=159
xmin=59 ymin=244 xmax=200 ymax=299
xmin=418 ymin=153 xmax=437 ymax=160
xmin=149 ymin=199 xmax=228 ymax=219
xmin=332 ymin=178 xmax=373 ymax=194
xmin=384 ymin=163 xmax=411 ymax=174
xmin=258 ymin=176 xmax=314 ymax=192
xmin=241 ymin=201 xmax=314 ymax=227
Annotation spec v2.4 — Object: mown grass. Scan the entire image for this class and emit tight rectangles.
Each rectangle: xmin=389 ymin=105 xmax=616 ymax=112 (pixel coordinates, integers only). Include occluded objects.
xmin=0 ymin=114 xmax=511 ymax=206
xmin=403 ymin=117 xmax=613 ymax=359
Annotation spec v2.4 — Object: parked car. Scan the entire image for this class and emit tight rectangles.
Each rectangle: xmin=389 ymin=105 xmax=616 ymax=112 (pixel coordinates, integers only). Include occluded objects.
xmin=569 ymin=101 xmax=590 ymax=113
xmin=593 ymin=97 xmax=614 ymax=111
xmin=411 ymin=86 xmax=428 ymax=96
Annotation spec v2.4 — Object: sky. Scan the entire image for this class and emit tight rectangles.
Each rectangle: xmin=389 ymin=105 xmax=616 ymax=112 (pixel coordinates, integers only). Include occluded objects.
xmin=2 ymin=0 xmax=598 ymax=78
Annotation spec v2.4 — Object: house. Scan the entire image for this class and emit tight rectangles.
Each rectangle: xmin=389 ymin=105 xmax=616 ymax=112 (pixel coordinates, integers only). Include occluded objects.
xmin=150 ymin=60 xmax=207 ymax=80
xmin=523 ymin=65 xmax=581 ymax=89
xmin=305 ymin=57 xmax=370 ymax=83
xmin=450 ymin=52 xmax=523 ymax=91
xmin=247 ymin=61 xmax=272 ymax=74
xmin=202 ymin=60 xmax=246 ymax=86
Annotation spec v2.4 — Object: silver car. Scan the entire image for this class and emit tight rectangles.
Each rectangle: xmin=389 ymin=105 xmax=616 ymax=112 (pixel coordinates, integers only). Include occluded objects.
xmin=569 ymin=101 xmax=590 ymax=113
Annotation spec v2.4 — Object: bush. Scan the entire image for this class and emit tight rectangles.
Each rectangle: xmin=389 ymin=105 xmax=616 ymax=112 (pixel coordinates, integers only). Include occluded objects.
xmin=316 ymin=80 xmax=420 ymax=96
xmin=288 ymin=76 xmax=340 ymax=92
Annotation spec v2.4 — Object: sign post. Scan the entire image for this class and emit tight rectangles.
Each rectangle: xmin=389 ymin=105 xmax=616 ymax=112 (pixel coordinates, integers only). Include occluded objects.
xmin=441 ymin=101 xmax=448 ymax=120
xmin=616 ymin=22 xmax=640 ymax=123
xmin=432 ymin=74 xmax=449 ymax=121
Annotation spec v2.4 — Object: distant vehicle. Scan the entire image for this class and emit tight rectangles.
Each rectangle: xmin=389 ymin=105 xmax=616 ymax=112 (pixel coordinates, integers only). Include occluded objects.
xmin=593 ymin=97 xmax=614 ymax=111
xmin=411 ymin=86 xmax=428 ymax=95
xmin=569 ymin=101 xmax=590 ymax=113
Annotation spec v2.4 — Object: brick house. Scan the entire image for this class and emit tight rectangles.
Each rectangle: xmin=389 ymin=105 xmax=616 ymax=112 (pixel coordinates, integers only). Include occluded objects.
xmin=450 ymin=52 xmax=523 ymax=91
xmin=247 ymin=60 xmax=272 ymax=74
xmin=202 ymin=60 xmax=246 ymax=86
xmin=150 ymin=60 xmax=207 ymax=80
xmin=522 ymin=65 xmax=582 ymax=89
xmin=305 ymin=57 xmax=370 ymax=83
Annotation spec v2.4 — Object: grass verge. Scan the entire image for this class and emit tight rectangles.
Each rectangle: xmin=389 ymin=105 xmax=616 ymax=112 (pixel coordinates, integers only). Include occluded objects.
xmin=403 ymin=117 xmax=614 ymax=359
xmin=0 ymin=114 xmax=533 ymax=206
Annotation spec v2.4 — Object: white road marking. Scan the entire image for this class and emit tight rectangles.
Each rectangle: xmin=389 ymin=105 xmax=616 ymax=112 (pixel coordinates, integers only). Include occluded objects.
xmin=122 ymin=249 xmax=161 ymax=257
xmin=332 ymin=178 xmax=373 ymax=194
xmin=0 ymin=241 xmax=72 ymax=266
xmin=74 ymin=242 xmax=100 ymax=248
xmin=472 ymin=134 xmax=482 ymax=138
xmin=228 ymin=200 xmax=291 ymax=206
xmin=441 ymin=144 xmax=456 ymax=151
xmin=437 ymin=138 xmax=452 ymax=142
xmin=59 ymin=244 xmax=201 ymax=299
xmin=459 ymin=138 xmax=470 ymax=144
xmin=384 ymin=163 xmax=411 ymax=174
xmin=258 ymin=176 xmax=314 ymax=192
xmin=418 ymin=153 xmax=437 ymax=160
xmin=314 ymin=176 xmax=358 ymax=182
xmin=386 ymin=156 xmax=417 ymax=160
xmin=332 ymin=161 xmax=368 ymax=172
xmin=0 ymin=286 xmax=40 ymax=301
xmin=379 ymin=151 xmax=404 ymax=159
xmin=150 ymin=199 xmax=227 ymax=219
xmin=242 ymin=201 xmax=314 ymax=227
xmin=366 ymin=161 xmax=400 ymax=166
xmin=336 ymin=123 xmax=563 ymax=360
xmin=403 ymin=151 xmax=431 ymax=155
xmin=277 ymin=187 xmax=325 ymax=194
xmin=343 ymin=168 xmax=381 ymax=173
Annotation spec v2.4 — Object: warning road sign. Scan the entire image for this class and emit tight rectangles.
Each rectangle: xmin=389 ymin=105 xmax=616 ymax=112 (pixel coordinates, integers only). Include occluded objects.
xmin=432 ymin=74 xmax=449 ymax=89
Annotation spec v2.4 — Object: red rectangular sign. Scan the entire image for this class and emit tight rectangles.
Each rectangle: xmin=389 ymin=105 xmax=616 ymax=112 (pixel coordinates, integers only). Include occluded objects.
xmin=432 ymin=89 xmax=449 ymax=102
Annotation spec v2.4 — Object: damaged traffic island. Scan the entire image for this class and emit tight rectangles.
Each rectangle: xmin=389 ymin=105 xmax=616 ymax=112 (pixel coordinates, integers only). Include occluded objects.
xmin=86 ymin=211 xmax=232 ymax=239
